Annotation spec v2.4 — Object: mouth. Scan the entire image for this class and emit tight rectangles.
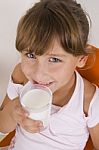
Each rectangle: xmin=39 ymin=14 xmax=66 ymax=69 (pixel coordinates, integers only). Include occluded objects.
xmin=33 ymin=80 xmax=53 ymax=87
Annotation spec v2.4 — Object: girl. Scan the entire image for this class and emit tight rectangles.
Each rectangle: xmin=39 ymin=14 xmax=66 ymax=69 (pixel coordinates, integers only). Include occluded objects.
xmin=0 ymin=0 xmax=99 ymax=149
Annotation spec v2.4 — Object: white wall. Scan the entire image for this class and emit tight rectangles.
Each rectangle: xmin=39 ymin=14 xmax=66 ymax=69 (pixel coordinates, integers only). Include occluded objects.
xmin=77 ymin=0 xmax=99 ymax=48
xmin=0 ymin=0 xmax=99 ymax=104
xmin=0 ymin=0 xmax=39 ymax=104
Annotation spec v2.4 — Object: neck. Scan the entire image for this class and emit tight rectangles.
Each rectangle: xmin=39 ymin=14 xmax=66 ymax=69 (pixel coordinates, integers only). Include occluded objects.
xmin=53 ymin=73 xmax=76 ymax=107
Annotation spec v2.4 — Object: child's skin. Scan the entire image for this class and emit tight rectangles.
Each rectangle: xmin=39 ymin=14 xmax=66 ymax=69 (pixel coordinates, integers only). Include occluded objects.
xmin=0 ymin=0 xmax=99 ymax=149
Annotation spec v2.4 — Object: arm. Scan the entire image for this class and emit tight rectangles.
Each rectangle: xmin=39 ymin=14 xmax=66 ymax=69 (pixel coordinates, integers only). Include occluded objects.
xmin=0 ymin=63 xmax=43 ymax=134
xmin=83 ymin=79 xmax=99 ymax=150
xmin=89 ymin=124 xmax=99 ymax=150
xmin=88 ymin=91 xmax=99 ymax=150
xmin=0 ymin=63 xmax=27 ymax=133
xmin=0 ymin=96 xmax=26 ymax=133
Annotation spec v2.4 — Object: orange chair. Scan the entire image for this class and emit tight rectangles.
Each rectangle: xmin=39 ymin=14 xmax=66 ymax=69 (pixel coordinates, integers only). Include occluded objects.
xmin=78 ymin=45 xmax=99 ymax=150
xmin=0 ymin=45 xmax=99 ymax=149
xmin=78 ymin=45 xmax=99 ymax=86
xmin=0 ymin=130 xmax=15 ymax=147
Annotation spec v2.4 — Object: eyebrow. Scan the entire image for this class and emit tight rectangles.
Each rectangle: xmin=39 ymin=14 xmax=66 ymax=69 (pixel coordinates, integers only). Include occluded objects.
xmin=23 ymin=50 xmax=66 ymax=57
xmin=47 ymin=54 xmax=66 ymax=57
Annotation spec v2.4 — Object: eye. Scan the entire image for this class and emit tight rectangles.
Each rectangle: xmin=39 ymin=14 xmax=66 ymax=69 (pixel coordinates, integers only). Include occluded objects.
xmin=25 ymin=53 xmax=36 ymax=59
xmin=49 ymin=57 xmax=62 ymax=63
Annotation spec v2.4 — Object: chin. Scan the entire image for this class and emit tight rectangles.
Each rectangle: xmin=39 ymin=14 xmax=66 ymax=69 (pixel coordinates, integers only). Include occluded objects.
xmin=49 ymin=84 xmax=58 ymax=94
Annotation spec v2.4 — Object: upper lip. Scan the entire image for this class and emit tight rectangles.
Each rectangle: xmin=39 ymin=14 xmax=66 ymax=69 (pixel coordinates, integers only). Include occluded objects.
xmin=33 ymin=80 xmax=53 ymax=86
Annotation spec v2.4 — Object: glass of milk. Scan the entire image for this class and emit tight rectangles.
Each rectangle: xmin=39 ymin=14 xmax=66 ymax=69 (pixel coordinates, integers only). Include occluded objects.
xmin=20 ymin=82 xmax=52 ymax=128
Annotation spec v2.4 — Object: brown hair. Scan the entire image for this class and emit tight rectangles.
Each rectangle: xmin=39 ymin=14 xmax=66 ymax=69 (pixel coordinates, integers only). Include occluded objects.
xmin=16 ymin=0 xmax=91 ymax=56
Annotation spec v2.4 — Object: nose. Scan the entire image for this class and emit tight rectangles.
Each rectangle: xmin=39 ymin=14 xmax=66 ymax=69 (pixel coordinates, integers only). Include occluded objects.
xmin=33 ymin=62 xmax=48 ymax=83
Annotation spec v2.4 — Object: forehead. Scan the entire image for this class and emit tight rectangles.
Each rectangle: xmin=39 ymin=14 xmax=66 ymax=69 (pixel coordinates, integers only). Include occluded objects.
xmin=46 ymin=38 xmax=67 ymax=55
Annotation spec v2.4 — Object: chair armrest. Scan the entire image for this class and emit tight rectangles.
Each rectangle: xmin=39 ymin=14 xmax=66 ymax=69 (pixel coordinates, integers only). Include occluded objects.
xmin=84 ymin=136 xmax=94 ymax=150
xmin=0 ymin=130 xmax=15 ymax=147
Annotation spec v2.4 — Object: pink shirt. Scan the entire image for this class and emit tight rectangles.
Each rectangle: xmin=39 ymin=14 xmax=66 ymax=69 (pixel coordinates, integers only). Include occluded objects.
xmin=7 ymin=71 xmax=99 ymax=150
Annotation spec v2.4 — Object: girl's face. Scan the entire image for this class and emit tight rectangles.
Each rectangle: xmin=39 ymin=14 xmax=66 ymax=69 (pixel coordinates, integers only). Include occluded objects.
xmin=21 ymin=39 xmax=86 ymax=93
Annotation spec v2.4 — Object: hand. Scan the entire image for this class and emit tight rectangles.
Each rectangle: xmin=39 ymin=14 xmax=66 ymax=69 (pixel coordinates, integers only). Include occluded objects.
xmin=10 ymin=97 xmax=44 ymax=133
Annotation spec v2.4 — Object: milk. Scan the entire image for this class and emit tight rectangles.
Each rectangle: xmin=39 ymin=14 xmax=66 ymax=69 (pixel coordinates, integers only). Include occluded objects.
xmin=20 ymin=82 xmax=52 ymax=127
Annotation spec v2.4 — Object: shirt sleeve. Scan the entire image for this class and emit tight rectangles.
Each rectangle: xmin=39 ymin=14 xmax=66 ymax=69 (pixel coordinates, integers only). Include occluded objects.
xmin=0 ymin=132 xmax=8 ymax=138
xmin=7 ymin=76 xmax=23 ymax=100
xmin=0 ymin=76 xmax=23 ymax=136
xmin=87 ymin=86 xmax=99 ymax=128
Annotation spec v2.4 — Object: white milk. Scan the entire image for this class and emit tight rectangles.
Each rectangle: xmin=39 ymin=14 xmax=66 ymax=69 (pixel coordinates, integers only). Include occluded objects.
xmin=20 ymin=83 xmax=52 ymax=127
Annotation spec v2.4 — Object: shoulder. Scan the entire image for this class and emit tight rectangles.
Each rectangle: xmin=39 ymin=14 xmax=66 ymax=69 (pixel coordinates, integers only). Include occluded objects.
xmin=83 ymin=78 xmax=96 ymax=116
xmin=11 ymin=63 xmax=28 ymax=85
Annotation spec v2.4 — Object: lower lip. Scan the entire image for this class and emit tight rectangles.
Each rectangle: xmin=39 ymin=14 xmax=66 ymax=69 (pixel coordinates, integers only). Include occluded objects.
xmin=33 ymin=80 xmax=53 ymax=87
xmin=39 ymin=83 xmax=52 ymax=87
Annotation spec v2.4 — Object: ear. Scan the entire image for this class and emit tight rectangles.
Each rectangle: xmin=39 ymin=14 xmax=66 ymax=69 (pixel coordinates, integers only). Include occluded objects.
xmin=77 ymin=55 xmax=88 ymax=68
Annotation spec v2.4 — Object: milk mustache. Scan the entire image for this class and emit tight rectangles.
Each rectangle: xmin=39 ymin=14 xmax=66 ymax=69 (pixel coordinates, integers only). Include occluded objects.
xmin=20 ymin=82 xmax=52 ymax=128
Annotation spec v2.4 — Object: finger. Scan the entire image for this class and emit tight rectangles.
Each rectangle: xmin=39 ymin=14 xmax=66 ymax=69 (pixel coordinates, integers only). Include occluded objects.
xmin=22 ymin=123 xmax=43 ymax=133
xmin=20 ymin=118 xmax=44 ymax=132
xmin=22 ymin=117 xmax=43 ymax=127
xmin=13 ymin=106 xmax=28 ymax=123
xmin=13 ymin=97 xmax=29 ymax=116
xmin=23 ymin=127 xmax=40 ymax=133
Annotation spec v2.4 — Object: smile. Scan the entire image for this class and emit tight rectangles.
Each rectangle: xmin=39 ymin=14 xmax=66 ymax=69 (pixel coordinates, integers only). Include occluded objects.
xmin=33 ymin=80 xmax=54 ymax=87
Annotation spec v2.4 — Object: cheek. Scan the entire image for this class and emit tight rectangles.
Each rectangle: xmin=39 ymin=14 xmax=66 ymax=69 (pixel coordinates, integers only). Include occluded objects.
xmin=21 ymin=61 xmax=31 ymax=78
xmin=52 ymin=67 xmax=66 ymax=81
xmin=54 ymin=66 xmax=74 ymax=83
